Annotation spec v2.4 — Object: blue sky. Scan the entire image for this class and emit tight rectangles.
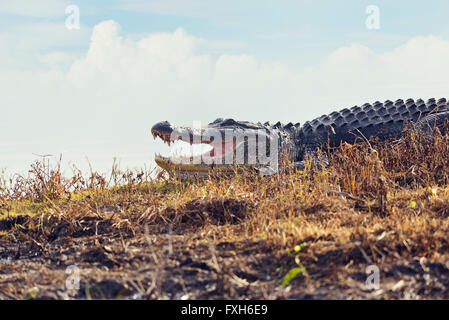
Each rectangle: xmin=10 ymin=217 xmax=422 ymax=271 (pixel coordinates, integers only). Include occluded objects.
xmin=3 ymin=1 xmax=449 ymax=61
xmin=1 ymin=0 xmax=449 ymax=175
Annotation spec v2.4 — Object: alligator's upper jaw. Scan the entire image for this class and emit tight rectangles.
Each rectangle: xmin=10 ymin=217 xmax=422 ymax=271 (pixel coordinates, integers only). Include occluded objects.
xmin=151 ymin=121 xmax=214 ymax=146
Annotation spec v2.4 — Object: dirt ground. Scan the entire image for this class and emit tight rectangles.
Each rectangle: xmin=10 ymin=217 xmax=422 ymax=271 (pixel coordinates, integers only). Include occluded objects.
xmin=2 ymin=188 xmax=449 ymax=300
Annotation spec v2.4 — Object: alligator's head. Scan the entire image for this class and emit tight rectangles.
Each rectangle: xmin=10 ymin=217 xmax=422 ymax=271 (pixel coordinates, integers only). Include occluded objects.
xmin=151 ymin=118 xmax=300 ymax=178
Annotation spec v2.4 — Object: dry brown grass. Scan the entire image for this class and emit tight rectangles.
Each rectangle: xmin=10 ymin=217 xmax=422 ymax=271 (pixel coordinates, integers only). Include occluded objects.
xmin=2 ymin=124 xmax=449 ymax=299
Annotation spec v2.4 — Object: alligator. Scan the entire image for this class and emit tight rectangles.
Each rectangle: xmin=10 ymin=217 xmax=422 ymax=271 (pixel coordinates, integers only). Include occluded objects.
xmin=151 ymin=98 xmax=449 ymax=178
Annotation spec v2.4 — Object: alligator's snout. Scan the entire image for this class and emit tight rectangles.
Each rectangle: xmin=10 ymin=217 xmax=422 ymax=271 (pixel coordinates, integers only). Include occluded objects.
xmin=151 ymin=121 xmax=174 ymax=143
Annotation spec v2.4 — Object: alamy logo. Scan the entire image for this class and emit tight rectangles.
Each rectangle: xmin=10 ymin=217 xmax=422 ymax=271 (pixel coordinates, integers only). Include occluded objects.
xmin=65 ymin=5 xmax=80 ymax=30
xmin=66 ymin=265 xmax=80 ymax=290
xmin=365 ymin=5 xmax=380 ymax=30
xmin=365 ymin=265 xmax=380 ymax=290
xmin=169 ymin=121 xmax=279 ymax=170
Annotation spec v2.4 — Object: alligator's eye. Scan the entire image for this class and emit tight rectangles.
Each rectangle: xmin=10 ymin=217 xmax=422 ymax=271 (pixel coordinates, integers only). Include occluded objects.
xmin=210 ymin=118 xmax=224 ymax=125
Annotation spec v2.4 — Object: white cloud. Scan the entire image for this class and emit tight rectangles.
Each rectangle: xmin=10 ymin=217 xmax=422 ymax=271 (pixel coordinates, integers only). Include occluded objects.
xmin=204 ymin=40 xmax=247 ymax=52
xmin=1 ymin=20 xmax=448 ymax=174
xmin=301 ymin=35 xmax=449 ymax=108
xmin=0 ymin=0 xmax=70 ymax=18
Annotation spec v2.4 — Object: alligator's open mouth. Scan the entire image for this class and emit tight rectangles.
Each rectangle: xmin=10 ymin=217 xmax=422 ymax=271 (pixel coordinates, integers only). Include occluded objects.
xmin=151 ymin=119 xmax=281 ymax=177
xmin=151 ymin=121 xmax=243 ymax=174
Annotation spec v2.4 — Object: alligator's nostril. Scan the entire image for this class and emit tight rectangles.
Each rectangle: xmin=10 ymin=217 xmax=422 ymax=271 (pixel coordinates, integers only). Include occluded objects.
xmin=151 ymin=121 xmax=174 ymax=135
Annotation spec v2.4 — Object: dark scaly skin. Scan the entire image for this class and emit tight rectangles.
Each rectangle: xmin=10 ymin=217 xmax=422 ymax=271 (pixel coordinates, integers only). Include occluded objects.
xmin=298 ymin=98 xmax=449 ymax=154
xmin=151 ymin=98 xmax=449 ymax=176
